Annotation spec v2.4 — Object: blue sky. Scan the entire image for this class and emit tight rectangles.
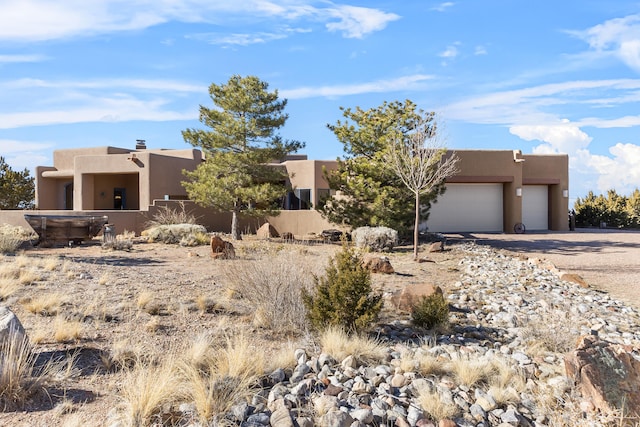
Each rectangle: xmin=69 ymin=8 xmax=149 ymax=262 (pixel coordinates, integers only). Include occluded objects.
xmin=1 ymin=1 xmax=640 ymax=203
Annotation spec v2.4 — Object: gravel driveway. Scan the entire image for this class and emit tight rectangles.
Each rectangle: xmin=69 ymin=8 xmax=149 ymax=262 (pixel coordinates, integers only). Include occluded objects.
xmin=446 ymin=228 xmax=640 ymax=309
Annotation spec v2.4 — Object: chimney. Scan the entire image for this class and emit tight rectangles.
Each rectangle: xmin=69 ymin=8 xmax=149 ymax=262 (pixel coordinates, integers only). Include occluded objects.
xmin=135 ymin=139 xmax=146 ymax=150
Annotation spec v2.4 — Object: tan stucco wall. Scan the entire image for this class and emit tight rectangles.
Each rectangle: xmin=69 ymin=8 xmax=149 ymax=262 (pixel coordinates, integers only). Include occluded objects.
xmin=37 ymin=147 xmax=202 ymax=211
xmin=283 ymin=159 xmax=337 ymax=207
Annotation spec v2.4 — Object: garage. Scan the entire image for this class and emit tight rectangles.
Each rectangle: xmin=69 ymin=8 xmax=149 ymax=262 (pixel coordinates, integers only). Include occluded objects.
xmin=522 ymin=185 xmax=548 ymax=230
xmin=425 ymin=183 xmax=504 ymax=233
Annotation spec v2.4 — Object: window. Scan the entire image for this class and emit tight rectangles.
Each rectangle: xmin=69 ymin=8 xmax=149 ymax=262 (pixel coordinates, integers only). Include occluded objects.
xmin=283 ymin=188 xmax=311 ymax=210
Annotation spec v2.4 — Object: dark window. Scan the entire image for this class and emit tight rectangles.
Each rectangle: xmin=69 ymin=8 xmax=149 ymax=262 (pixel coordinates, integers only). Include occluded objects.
xmin=283 ymin=188 xmax=311 ymax=210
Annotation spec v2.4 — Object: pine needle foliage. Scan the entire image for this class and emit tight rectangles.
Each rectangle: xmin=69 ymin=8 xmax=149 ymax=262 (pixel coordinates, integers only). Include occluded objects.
xmin=411 ymin=292 xmax=449 ymax=329
xmin=303 ymin=243 xmax=382 ymax=333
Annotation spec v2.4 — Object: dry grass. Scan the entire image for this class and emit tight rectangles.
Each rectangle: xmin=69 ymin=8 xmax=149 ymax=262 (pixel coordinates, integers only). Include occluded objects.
xmin=101 ymin=339 xmax=150 ymax=372
xmin=487 ymin=357 xmax=526 ymax=405
xmin=18 ymin=268 xmax=41 ymax=285
xmin=53 ymin=317 xmax=83 ymax=343
xmin=0 ymin=276 xmax=21 ymax=300
xmin=0 ymin=329 xmax=63 ymax=410
xmin=115 ymin=356 xmax=183 ymax=427
xmin=447 ymin=355 xmax=495 ymax=388
xmin=318 ymin=326 xmax=387 ymax=365
xmin=221 ymin=249 xmax=325 ymax=334
xmin=98 ymin=272 xmax=112 ymax=286
xmin=136 ymin=290 xmax=153 ymax=310
xmin=216 ymin=333 xmax=265 ymax=378
xmin=40 ymin=256 xmax=61 ymax=271
xmin=21 ymin=293 xmax=64 ymax=316
xmin=179 ymin=334 xmax=260 ymax=424
xmin=417 ymin=386 xmax=460 ymax=421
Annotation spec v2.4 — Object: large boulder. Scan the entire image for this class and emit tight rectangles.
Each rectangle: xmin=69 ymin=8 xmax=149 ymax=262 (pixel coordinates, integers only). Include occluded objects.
xmin=390 ymin=284 xmax=443 ymax=312
xmin=564 ymin=335 xmax=640 ymax=417
xmin=210 ymin=235 xmax=235 ymax=259
xmin=256 ymin=223 xmax=279 ymax=239
xmin=362 ymin=255 xmax=394 ymax=274
xmin=0 ymin=306 xmax=26 ymax=344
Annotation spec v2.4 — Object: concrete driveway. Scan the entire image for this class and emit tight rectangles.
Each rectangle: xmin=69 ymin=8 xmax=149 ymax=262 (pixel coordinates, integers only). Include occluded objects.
xmin=445 ymin=228 xmax=640 ymax=309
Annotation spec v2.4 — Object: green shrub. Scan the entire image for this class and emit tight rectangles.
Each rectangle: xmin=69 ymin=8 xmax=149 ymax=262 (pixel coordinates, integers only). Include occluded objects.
xmin=411 ymin=292 xmax=449 ymax=329
xmin=302 ymin=243 xmax=382 ymax=333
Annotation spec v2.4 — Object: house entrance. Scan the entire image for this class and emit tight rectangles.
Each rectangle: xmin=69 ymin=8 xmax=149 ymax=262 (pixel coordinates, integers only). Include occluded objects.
xmin=64 ymin=183 xmax=73 ymax=210
xmin=114 ymin=188 xmax=126 ymax=210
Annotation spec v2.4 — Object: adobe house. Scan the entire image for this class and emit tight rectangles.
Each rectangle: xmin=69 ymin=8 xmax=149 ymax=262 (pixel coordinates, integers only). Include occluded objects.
xmin=26 ymin=143 xmax=568 ymax=235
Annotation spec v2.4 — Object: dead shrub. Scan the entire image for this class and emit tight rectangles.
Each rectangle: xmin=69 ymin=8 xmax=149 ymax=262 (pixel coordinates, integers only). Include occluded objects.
xmin=146 ymin=201 xmax=198 ymax=227
xmin=221 ymin=249 xmax=324 ymax=334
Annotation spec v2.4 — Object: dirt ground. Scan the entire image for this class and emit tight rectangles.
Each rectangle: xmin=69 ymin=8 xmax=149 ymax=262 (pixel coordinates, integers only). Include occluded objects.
xmin=445 ymin=228 xmax=640 ymax=309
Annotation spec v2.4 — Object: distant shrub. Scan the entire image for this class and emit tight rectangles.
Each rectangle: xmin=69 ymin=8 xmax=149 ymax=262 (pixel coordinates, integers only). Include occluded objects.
xmin=411 ymin=292 xmax=449 ymax=329
xmin=303 ymin=243 xmax=382 ymax=333
xmin=0 ymin=224 xmax=33 ymax=254
xmin=146 ymin=201 xmax=198 ymax=227
xmin=179 ymin=231 xmax=210 ymax=247
xmin=352 ymin=226 xmax=398 ymax=252
xmin=142 ymin=224 xmax=207 ymax=244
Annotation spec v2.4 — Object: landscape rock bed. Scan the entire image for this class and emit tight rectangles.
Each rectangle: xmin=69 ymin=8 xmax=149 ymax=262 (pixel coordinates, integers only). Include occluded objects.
xmin=2 ymin=240 xmax=639 ymax=426
xmin=175 ymin=243 xmax=640 ymax=427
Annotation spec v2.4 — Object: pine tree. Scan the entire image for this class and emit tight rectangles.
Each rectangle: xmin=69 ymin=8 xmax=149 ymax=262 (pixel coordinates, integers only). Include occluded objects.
xmin=182 ymin=75 xmax=303 ymax=239
xmin=0 ymin=157 xmax=34 ymax=210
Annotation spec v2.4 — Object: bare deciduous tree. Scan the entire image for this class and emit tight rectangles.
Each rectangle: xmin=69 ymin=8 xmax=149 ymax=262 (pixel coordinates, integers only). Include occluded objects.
xmin=385 ymin=119 xmax=459 ymax=260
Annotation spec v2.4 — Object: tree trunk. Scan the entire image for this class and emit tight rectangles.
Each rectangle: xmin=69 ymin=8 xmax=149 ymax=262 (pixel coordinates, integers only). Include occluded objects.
xmin=414 ymin=191 xmax=420 ymax=261
xmin=231 ymin=207 xmax=242 ymax=240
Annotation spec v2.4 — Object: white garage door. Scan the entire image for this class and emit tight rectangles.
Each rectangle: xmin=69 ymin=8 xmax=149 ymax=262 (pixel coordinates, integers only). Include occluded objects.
xmin=522 ymin=185 xmax=548 ymax=230
xmin=426 ymin=183 xmax=503 ymax=233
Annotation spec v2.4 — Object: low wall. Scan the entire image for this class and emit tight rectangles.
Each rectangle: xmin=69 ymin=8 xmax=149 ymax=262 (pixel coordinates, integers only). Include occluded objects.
xmin=0 ymin=203 xmax=339 ymax=238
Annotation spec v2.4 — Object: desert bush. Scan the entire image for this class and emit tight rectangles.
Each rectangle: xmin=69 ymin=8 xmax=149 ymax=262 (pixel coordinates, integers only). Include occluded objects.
xmin=142 ymin=224 xmax=207 ymax=244
xmin=0 ymin=233 xmax=23 ymax=254
xmin=303 ymin=243 xmax=382 ymax=333
xmin=179 ymin=231 xmax=210 ymax=247
xmin=411 ymin=292 xmax=449 ymax=329
xmin=351 ymin=226 xmax=398 ymax=252
xmin=521 ymin=309 xmax=579 ymax=353
xmin=102 ymin=233 xmax=134 ymax=251
xmin=146 ymin=201 xmax=197 ymax=226
xmin=221 ymin=249 xmax=323 ymax=334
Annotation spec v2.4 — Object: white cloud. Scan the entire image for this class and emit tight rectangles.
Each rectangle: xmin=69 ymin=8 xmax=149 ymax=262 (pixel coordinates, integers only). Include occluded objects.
xmin=474 ymin=45 xmax=487 ymax=55
xmin=569 ymin=14 xmax=640 ymax=72
xmin=511 ymin=120 xmax=592 ymax=154
xmin=281 ymin=74 xmax=433 ymax=99
xmin=0 ymin=98 xmax=195 ymax=129
xmin=575 ymin=143 xmax=640 ymax=193
xmin=0 ymin=1 xmax=398 ymax=42
xmin=324 ymin=5 xmax=400 ymax=39
xmin=188 ymin=27 xmax=310 ymax=46
xmin=439 ymin=44 xmax=459 ymax=59
xmin=0 ymin=54 xmax=48 ymax=63
xmin=0 ymin=140 xmax=53 ymax=153
xmin=431 ymin=2 xmax=454 ymax=12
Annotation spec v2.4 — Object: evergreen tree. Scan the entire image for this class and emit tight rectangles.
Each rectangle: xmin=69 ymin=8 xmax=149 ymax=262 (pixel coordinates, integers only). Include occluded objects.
xmin=318 ymin=100 xmax=445 ymax=237
xmin=0 ymin=157 xmax=34 ymax=210
xmin=182 ymin=75 xmax=303 ymax=239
